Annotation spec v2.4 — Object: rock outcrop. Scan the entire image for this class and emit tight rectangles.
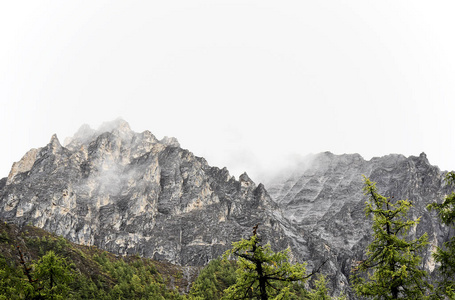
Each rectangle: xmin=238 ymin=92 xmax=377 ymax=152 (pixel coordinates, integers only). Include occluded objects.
xmin=266 ymin=151 xmax=451 ymax=295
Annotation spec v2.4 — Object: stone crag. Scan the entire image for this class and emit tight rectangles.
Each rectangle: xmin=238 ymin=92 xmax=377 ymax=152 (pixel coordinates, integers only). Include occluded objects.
xmin=0 ymin=120 xmax=452 ymax=298
xmin=0 ymin=120 xmax=296 ymax=267
xmin=266 ymin=151 xmax=451 ymax=295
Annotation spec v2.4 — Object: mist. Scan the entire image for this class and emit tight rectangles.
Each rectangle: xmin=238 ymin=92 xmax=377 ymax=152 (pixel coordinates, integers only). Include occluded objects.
xmin=1 ymin=1 xmax=455 ymax=180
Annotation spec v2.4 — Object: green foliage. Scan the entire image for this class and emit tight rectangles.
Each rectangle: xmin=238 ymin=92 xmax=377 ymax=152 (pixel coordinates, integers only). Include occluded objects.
xmin=304 ymin=275 xmax=347 ymax=300
xmin=0 ymin=250 xmax=74 ymax=300
xmin=0 ymin=224 xmax=186 ymax=300
xmin=427 ymin=171 xmax=455 ymax=298
xmin=69 ymin=274 xmax=110 ymax=300
xmin=0 ymin=230 xmax=10 ymax=244
xmin=189 ymin=258 xmax=237 ymax=299
xmin=33 ymin=250 xmax=74 ymax=299
xmin=215 ymin=232 xmax=343 ymax=299
xmin=27 ymin=235 xmax=70 ymax=256
xmin=0 ymin=255 xmax=29 ymax=300
xmin=221 ymin=233 xmax=310 ymax=300
xmin=189 ymin=256 xmax=339 ymax=300
xmin=93 ymin=252 xmax=184 ymax=299
xmin=352 ymin=176 xmax=431 ymax=299
xmin=305 ymin=275 xmax=331 ymax=300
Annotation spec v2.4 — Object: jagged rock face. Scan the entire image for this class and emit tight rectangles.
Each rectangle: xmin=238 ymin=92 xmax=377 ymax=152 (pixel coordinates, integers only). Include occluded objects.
xmin=0 ymin=120 xmax=291 ymax=266
xmin=267 ymin=151 xmax=451 ymax=295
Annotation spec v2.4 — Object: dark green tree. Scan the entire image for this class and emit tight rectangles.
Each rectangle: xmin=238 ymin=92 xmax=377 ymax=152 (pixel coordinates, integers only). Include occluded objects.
xmin=305 ymin=275 xmax=335 ymax=300
xmin=352 ymin=176 xmax=431 ymax=299
xmin=189 ymin=258 xmax=237 ymax=299
xmin=427 ymin=171 xmax=455 ymax=298
xmin=0 ymin=255 xmax=30 ymax=300
xmin=221 ymin=226 xmax=333 ymax=300
xmin=33 ymin=250 xmax=73 ymax=300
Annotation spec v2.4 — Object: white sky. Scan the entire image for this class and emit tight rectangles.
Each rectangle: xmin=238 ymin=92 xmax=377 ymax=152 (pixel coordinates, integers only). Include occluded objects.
xmin=1 ymin=1 xmax=454 ymax=183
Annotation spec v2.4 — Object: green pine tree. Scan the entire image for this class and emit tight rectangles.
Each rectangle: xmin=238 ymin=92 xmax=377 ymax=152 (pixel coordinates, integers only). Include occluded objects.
xmin=221 ymin=226 xmax=332 ymax=300
xmin=352 ymin=176 xmax=431 ymax=299
xmin=33 ymin=250 xmax=74 ymax=299
xmin=189 ymin=258 xmax=237 ymax=299
xmin=0 ymin=255 xmax=29 ymax=300
xmin=427 ymin=171 xmax=455 ymax=299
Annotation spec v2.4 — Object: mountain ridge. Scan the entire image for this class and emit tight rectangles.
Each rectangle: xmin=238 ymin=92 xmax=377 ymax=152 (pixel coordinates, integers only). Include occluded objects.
xmin=0 ymin=121 xmax=292 ymax=266
xmin=1 ymin=120 xmax=452 ymax=297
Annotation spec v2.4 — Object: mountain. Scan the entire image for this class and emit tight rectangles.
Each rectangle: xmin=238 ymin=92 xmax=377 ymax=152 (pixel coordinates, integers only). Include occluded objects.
xmin=0 ymin=120 xmax=452 ymax=297
xmin=0 ymin=119 xmax=295 ymax=267
xmin=266 ymin=151 xmax=450 ymax=290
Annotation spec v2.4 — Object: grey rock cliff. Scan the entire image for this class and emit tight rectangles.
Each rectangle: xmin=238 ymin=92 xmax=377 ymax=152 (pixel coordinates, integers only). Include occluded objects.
xmin=267 ymin=151 xmax=451 ymax=296
xmin=0 ymin=120 xmax=297 ymax=267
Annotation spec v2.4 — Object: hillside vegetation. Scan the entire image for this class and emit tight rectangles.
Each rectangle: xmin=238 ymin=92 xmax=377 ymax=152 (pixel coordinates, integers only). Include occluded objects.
xmin=0 ymin=220 xmax=344 ymax=300
xmin=0 ymin=221 xmax=196 ymax=299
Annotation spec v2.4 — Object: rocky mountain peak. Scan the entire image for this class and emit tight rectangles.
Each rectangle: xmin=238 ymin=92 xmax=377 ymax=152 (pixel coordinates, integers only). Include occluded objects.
xmin=65 ymin=119 xmax=135 ymax=149
xmin=416 ymin=151 xmax=430 ymax=165
xmin=160 ymin=136 xmax=180 ymax=147
xmin=0 ymin=120 xmax=290 ymax=267
xmin=140 ymin=130 xmax=159 ymax=144
xmin=239 ymin=172 xmax=256 ymax=190
xmin=100 ymin=119 xmax=134 ymax=141
xmin=48 ymin=134 xmax=63 ymax=152
xmin=239 ymin=172 xmax=252 ymax=183
xmin=6 ymin=148 xmax=40 ymax=185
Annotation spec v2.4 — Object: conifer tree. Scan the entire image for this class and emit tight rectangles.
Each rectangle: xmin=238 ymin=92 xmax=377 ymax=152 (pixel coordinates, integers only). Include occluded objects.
xmin=352 ymin=176 xmax=431 ymax=299
xmin=222 ymin=226 xmax=331 ymax=300
xmin=222 ymin=234 xmax=305 ymax=299
xmin=189 ymin=258 xmax=237 ymax=299
xmin=427 ymin=171 xmax=455 ymax=298
xmin=33 ymin=250 xmax=73 ymax=300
